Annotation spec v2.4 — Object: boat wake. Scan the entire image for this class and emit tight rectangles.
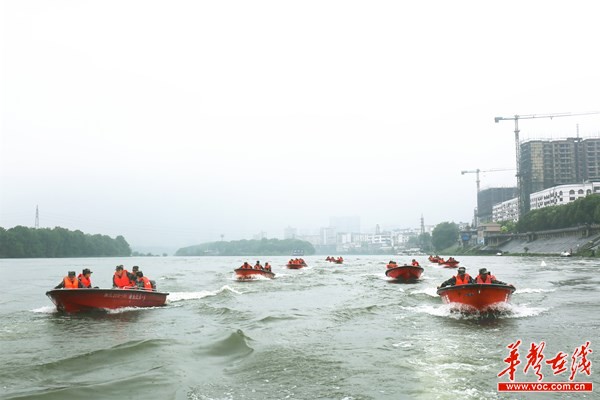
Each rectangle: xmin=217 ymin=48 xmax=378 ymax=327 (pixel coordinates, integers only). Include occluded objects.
xmin=401 ymin=303 xmax=548 ymax=319
xmin=168 ymin=285 xmax=242 ymax=302
xmin=30 ymin=306 xmax=57 ymax=314
xmin=230 ymin=273 xmax=273 ymax=281
xmin=515 ymin=287 xmax=556 ymax=294
xmin=104 ymin=306 xmax=166 ymax=314
xmin=410 ymin=287 xmax=439 ymax=297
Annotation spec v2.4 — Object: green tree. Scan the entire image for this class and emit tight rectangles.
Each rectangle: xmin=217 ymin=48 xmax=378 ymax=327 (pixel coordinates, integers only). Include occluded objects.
xmin=175 ymin=238 xmax=316 ymax=256
xmin=431 ymin=222 xmax=459 ymax=251
xmin=0 ymin=226 xmax=132 ymax=258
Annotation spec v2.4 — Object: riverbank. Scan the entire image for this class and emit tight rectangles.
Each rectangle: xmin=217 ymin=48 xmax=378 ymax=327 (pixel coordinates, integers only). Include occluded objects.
xmin=451 ymin=226 xmax=600 ymax=257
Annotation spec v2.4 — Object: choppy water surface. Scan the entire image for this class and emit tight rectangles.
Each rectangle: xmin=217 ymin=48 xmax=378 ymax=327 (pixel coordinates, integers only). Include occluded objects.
xmin=0 ymin=256 xmax=598 ymax=399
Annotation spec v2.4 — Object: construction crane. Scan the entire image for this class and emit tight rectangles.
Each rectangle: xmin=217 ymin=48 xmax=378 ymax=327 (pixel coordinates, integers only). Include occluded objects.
xmin=461 ymin=168 xmax=515 ymax=193
xmin=494 ymin=111 xmax=600 ymax=218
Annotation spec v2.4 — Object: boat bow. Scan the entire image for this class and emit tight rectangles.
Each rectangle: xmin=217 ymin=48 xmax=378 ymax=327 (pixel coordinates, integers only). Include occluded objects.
xmin=234 ymin=268 xmax=275 ymax=279
xmin=436 ymin=283 xmax=516 ymax=311
xmin=385 ymin=266 xmax=424 ymax=282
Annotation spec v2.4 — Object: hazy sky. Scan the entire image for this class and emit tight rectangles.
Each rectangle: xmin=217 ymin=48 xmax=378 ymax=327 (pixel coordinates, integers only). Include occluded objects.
xmin=2 ymin=1 xmax=600 ymax=249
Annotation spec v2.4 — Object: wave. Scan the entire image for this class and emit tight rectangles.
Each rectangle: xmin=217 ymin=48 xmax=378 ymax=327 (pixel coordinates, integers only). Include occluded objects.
xmin=329 ymin=304 xmax=383 ymax=322
xmin=515 ymin=287 xmax=556 ymax=294
xmin=505 ymin=303 xmax=549 ymax=318
xmin=168 ymin=285 xmax=242 ymax=302
xmin=410 ymin=287 xmax=439 ymax=297
xmin=199 ymin=329 xmax=254 ymax=358
xmin=256 ymin=314 xmax=301 ymax=324
xmin=26 ymin=338 xmax=173 ymax=373
xmin=392 ymin=341 xmax=414 ymax=349
xmin=30 ymin=306 xmax=57 ymax=314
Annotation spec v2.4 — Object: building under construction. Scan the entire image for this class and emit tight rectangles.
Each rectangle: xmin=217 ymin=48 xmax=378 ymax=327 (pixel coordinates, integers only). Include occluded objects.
xmin=477 ymin=187 xmax=518 ymax=223
xmin=520 ymin=137 xmax=600 ymax=213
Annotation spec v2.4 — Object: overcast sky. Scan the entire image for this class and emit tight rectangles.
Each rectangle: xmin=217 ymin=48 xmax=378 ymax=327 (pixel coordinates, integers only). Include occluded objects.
xmin=2 ymin=1 xmax=600 ymax=249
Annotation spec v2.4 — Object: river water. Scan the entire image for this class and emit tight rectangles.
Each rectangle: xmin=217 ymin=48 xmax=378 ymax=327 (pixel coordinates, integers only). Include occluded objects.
xmin=0 ymin=255 xmax=597 ymax=400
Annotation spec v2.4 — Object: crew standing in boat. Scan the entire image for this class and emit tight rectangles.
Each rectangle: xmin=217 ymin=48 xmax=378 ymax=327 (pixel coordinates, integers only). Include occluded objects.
xmin=77 ymin=268 xmax=93 ymax=288
xmin=55 ymin=271 xmax=84 ymax=289
xmin=438 ymin=266 xmax=473 ymax=288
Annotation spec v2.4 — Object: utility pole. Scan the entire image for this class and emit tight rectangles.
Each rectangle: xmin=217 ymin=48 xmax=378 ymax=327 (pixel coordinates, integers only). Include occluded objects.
xmin=494 ymin=111 xmax=600 ymax=218
xmin=35 ymin=205 xmax=39 ymax=228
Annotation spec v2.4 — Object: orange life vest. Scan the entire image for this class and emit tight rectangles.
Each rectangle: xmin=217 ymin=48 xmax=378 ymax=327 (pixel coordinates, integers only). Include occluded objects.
xmin=412 ymin=261 xmax=420 ymax=266
xmin=138 ymin=276 xmax=152 ymax=291
xmin=63 ymin=277 xmax=79 ymax=289
xmin=455 ymin=273 xmax=471 ymax=285
xmin=476 ymin=274 xmax=493 ymax=284
xmin=78 ymin=274 xmax=92 ymax=288
xmin=113 ymin=271 xmax=132 ymax=288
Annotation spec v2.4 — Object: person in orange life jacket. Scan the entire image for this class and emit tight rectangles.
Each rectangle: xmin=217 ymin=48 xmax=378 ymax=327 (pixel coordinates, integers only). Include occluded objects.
xmin=254 ymin=261 xmax=262 ymax=270
xmin=474 ymin=268 xmax=512 ymax=286
xmin=411 ymin=259 xmax=420 ymax=266
xmin=386 ymin=260 xmax=397 ymax=268
xmin=77 ymin=268 xmax=93 ymax=288
xmin=122 ymin=265 xmax=138 ymax=284
xmin=135 ymin=271 xmax=153 ymax=291
xmin=264 ymin=262 xmax=272 ymax=272
xmin=55 ymin=271 xmax=84 ymax=289
xmin=113 ymin=265 xmax=133 ymax=288
xmin=438 ymin=266 xmax=473 ymax=288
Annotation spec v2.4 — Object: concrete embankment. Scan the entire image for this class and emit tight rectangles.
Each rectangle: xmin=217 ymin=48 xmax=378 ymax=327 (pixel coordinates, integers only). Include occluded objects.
xmin=485 ymin=225 xmax=600 ymax=255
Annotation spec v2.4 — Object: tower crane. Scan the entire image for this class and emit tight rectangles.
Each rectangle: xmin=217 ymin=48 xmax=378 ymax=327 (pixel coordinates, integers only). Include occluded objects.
xmin=494 ymin=111 xmax=600 ymax=218
xmin=461 ymin=168 xmax=515 ymax=193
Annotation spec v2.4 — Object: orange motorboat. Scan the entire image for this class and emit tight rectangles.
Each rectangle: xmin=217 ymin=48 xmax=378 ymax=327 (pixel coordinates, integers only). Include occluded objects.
xmin=428 ymin=255 xmax=441 ymax=263
xmin=46 ymin=288 xmax=169 ymax=313
xmin=287 ymin=258 xmax=307 ymax=269
xmin=385 ymin=265 xmax=424 ymax=282
xmin=436 ymin=283 xmax=516 ymax=312
xmin=441 ymin=260 xmax=460 ymax=268
xmin=234 ymin=268 xmax=275 ymax=280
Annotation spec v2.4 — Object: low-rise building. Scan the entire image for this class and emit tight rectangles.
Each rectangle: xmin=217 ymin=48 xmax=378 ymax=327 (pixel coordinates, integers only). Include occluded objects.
xmin=492 ymin=198 xmax=519 ymax=222
xmin=530 ymin=182 xmax=600 ymax=210
xmin=492 ymin=182 xmax=600 ymax=222
xmin=477 ymin=223 xmax=502 ymax=245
